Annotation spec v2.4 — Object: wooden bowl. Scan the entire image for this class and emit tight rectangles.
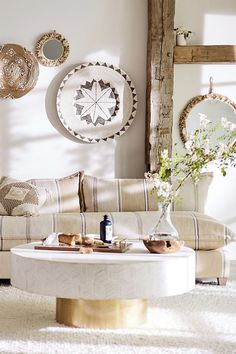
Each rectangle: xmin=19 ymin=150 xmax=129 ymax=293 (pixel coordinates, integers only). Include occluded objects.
xmin=143 ymin=239 xmax=184 ymax=254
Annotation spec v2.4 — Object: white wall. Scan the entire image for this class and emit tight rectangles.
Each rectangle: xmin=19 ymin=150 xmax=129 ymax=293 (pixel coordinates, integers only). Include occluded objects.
xmin=174 ymin=0 xmax=236 ymax=257
xmin=0 ymin=0 xmax=147 ymax=179
xmin=1 ymin=0 xmax=235 ymax=253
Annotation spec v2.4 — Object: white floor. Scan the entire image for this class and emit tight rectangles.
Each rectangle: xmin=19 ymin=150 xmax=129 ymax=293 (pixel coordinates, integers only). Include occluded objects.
xmin=1 ymin=275 xmax=236 ymax=354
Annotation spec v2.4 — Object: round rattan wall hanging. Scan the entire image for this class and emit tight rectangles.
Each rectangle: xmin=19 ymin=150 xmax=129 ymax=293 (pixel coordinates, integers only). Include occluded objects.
xmin=0 ymin=44 xmax=39 ymax=99
xmin=56 ymin=62 xmax=138 ymax=143
xmin=35 ymin=31 xmax=69 ymax=67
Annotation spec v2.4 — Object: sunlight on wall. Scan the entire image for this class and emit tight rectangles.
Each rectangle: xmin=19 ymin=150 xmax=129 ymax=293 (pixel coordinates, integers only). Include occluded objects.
xmin=200 ymin=14 xmax=236 ymax=233
xmin=174 ymin=2 xmax=236 ymax=243
xmin=203 ymin=14 xmax=236 ymax=44
xmin=84 ymin=50 xmax=120 ymax=67
xmin=200 ymin=68 xmax=236 ymax=95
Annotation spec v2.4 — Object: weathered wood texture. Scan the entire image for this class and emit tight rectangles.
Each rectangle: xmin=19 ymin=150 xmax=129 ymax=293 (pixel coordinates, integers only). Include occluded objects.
xmin=174 ymin=45 xmax=236 ymax=64
xmin=146 ymin=0 xmax=175 ymax=172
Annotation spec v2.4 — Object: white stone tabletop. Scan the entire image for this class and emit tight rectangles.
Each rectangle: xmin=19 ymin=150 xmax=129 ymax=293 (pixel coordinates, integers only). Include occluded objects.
xmin=11 ymin=241 xmax=195 ymax=299
xmin=11 ymin=241 xmax=195 ymax=264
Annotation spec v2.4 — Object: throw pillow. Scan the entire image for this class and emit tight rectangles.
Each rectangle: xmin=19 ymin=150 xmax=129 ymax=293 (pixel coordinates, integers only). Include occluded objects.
xmin=171 ymin=211 xmax=235 ymax=250
xmin=80 ymin=173 xmax=159 ymax=212
xmin=27 ymin=172 xmax=80 ymax=214
xmin=0 ymin=176 xmax=47 ymax=216
xmin=80 ymin=172 xmax=213 ymax=213
xmin=173 ymin=172 xmax=213 ymax=213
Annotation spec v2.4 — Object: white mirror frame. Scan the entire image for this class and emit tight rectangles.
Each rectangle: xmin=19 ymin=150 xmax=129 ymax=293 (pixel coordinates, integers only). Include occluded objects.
xmin=35 ymin=31 xmax=69 ymax=67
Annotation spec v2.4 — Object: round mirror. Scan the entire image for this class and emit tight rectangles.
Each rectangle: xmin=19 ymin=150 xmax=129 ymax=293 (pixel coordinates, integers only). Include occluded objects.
xmin=179 ymin=93 xmax=236 ymax=145
xmin=35 ymin=31 xmax=69 ymax=67
xmin=42 ymin=39 xmax=64 ymax=60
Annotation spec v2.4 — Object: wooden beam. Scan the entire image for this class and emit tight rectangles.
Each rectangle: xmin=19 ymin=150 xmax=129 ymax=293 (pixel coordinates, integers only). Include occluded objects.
xmin=174 ymin=45 xmax=236 ymax=64
xmin=146 ymin=0 xmax=175 ymax=172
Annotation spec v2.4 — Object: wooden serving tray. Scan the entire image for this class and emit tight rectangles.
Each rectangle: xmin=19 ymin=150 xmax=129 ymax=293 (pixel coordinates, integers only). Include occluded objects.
xmin=34 ymin=244 xmax=132 ymax=253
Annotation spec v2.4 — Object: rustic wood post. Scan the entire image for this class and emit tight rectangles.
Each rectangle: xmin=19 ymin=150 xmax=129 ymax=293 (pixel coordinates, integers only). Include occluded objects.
xmin=146 ymin=0 xmax=175 ymax=171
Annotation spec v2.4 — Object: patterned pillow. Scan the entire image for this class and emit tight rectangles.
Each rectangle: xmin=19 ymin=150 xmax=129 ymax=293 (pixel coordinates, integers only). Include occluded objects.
xmin=80 ymin=172 xmax=213 ymax=213
xmin=0 ymin=177 xmax=47 ymax=216
xmin=27 ymin=172 xmax=81 ymax=214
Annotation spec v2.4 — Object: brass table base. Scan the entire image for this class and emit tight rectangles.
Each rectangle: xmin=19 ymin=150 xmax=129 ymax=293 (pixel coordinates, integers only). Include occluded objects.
xmin=56 ymin=298 xmax=148 ymax=329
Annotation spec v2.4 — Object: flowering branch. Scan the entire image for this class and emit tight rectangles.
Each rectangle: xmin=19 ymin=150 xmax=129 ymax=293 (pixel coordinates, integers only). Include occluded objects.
xmin=145 ymin=113 xmax=236 ymax=221
xmin=145 ymin=114 xmax=236 ymax=240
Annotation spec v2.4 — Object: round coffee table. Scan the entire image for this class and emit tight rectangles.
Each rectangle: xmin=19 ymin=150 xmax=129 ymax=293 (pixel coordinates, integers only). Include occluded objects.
xmin=11 ymin=242 xmax=195 ymax=329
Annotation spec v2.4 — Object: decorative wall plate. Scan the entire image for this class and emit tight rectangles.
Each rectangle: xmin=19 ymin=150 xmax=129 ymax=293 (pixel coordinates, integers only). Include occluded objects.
xmin=0 ymin=44 xmax=39 ymax=99
xmin=56 ymin=62 xmax=138 ymax=143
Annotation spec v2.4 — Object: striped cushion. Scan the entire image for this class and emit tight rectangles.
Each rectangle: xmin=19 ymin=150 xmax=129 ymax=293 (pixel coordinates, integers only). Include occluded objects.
xmin=1 ymin=211 xmax=234 ymax=251
xmin=27 ymin=172 xmax=80 ymax=214
xmin=80 ymin=173 xmax=213 ymax=213
xmin=80 ymin=173 xmax=158 ymax=212
xmin=173 ymin=173 xmax=213 ymax=213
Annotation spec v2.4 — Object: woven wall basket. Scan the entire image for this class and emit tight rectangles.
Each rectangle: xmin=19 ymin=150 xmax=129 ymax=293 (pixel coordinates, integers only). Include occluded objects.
xmin=0 ymin=44 xmax=39 ymax=99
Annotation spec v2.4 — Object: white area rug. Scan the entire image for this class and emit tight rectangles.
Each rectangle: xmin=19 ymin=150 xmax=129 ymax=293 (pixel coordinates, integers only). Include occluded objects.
xmin=0 ymin=279 xmax=236 ymax=354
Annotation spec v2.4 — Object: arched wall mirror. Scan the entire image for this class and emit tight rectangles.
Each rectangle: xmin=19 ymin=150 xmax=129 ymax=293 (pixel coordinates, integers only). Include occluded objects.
xmin=35 ymin=31 xmax=69 ymax=67
xmin=179 ymin=91 xmax=236 ymax=146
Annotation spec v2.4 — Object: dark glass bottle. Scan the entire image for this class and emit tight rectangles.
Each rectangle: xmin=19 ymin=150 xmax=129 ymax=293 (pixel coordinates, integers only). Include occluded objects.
xmin=100 ymin=215 xmax=112 ymax=243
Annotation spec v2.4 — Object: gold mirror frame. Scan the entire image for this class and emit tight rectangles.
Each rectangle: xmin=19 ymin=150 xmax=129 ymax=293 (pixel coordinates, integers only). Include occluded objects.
xmin=35 ymin=31 xmax=69 ymax=67
xmin=179 ymin=92 xmax=236 ymax=144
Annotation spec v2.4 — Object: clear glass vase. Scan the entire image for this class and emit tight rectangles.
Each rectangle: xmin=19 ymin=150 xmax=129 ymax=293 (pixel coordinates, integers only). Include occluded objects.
xmin=149 ymin=202 xmax=179 ymax=241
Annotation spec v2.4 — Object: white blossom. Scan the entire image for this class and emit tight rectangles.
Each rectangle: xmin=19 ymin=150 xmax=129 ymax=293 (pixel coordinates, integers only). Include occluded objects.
xmin=216 ymin=142 xmax=227 ymax=159
xmin=204 ymin=139 xmax=210 ymax=154
xmin=153 ymin=179 xmax=161 ymax=188
xmin=199 ymin=113 xmax=211 ymax=128
xmin=221 ymin=117 xmax=228 ymax=128
xmin=190 ymin=153 xmax=198 ymax=162
xmin=185 ymin=139 xmax=193 ymax=151
xmin=221 ymin=117 xmax=236 ymax=131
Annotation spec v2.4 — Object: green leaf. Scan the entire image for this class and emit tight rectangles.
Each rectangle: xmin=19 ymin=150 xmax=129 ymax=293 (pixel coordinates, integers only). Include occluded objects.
xmin=221 ymin=167 xmax=227 ymax=177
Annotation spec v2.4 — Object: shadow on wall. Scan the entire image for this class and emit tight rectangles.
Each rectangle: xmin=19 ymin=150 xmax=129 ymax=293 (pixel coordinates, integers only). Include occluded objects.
xmin=45 ymin=64 xmax=80 ymax=143
xmin=0 ymin=100 xmax=10 ymax=175
xmin=66 ymin=140 xmax=116 ymax=177
xmin=114 ymin=0 xmax=147 ymax=178
xmin=45 ymin=65 xmax=116 ymax=178
xmin=0 ymin=86 xmax=62 ymax=178
xmin=44 ymin=0 xmax=147 ymax=178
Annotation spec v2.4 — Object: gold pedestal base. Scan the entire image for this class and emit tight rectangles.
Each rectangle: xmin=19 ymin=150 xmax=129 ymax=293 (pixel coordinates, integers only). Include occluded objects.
xmin=56 ymin=298 xmax=148 ymax=329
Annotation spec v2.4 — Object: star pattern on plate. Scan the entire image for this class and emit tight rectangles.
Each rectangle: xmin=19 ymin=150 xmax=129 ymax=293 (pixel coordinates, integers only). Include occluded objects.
xmin=74 ymin=79 xmax=120 ymax=126
xmin=57 ymin=61 xmax=138 ymax=143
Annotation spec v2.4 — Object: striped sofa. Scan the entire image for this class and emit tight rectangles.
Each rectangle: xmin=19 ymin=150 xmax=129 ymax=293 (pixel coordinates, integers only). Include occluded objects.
xmin=0 ymin=172 xmax=235 ymax=283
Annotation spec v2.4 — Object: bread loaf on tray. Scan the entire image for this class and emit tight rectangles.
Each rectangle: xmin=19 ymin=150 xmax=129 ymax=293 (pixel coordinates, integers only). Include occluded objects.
xmin=58 ymin=233 xmax=95 ymax=247
xmin=58 ymin=233 xmax=77 ymax=246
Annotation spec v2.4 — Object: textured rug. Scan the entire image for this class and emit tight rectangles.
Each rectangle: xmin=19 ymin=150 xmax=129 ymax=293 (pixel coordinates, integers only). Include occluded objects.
xmin=0 ymin=278 xmax=236 ymax=354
